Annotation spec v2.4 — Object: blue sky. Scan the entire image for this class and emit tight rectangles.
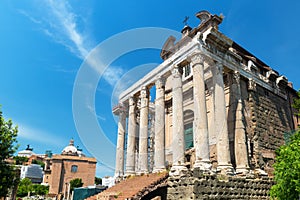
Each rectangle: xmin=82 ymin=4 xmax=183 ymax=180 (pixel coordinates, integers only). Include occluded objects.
xmin=0 ymin=0 xmax=299 ymax=178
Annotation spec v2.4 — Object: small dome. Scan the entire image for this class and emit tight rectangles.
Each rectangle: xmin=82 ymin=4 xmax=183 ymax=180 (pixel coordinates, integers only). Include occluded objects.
xmin=61 ymin=139 xmax=85 ymax=157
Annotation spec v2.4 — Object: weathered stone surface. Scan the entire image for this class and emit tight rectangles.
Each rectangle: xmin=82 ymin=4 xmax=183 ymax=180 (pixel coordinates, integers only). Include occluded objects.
xmin=167 ymin=172 xmax=274 ymax=200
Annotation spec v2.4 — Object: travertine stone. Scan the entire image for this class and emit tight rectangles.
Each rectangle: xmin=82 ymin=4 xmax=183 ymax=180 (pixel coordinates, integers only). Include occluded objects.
xmin=115 ymin=108 xmax=126 ymax=177
xmin=154 ymin=77 xmax=166 ymax=172
xmin=125 ymin=96 xmax=137 ymax=175
xmin=214 ymin=62 xmax=234 ymax=174
xmin=170 ymin=67 xmax=187 ymax=176
xmin=190 ymin=53 xmax=211 ymax=172
xmin=232 ymin=71 xmax=250 ymax=174
xmin=138 ymin=86 xmax=149 ymax=174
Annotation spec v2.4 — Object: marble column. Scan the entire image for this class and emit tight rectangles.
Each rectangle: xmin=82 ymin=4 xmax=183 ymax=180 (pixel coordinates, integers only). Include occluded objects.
xmin=170 ymin=67 xmax=187 ymax=176
xmin=190 ymin=54 xmax=211 ymax=171
xmin=232 ymin=72 xmax=250 ymax=174
xmin=138 ymin=86 xmax=149 ymax=174
xmin=115 ymin=107 xmax=126 ymax=177
xmin=153 ymin=77 xmax=166 ymax=172
xmin=125 ymin=97 xmax=137 ymax=175
xmin=214 ymin=62 xmax=234 ymax=174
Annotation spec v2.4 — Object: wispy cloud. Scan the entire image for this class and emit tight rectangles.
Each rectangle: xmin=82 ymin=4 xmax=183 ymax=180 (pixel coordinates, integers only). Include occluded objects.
xmin=86 ymin=102 xmax=107 ymax=121
xmin=17 ymin=123 xmax=65 ymax=146
xmin=19 ymin=0 xmax=123 ymax=86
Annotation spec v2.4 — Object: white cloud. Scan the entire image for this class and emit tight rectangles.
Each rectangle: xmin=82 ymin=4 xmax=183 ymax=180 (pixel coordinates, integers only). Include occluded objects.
xmin=20 ymin=0 xmax=123 ymax=86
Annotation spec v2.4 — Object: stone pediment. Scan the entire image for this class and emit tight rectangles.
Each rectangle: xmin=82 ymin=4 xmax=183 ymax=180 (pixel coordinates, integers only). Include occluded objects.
xmin=160 ymin=35 xmax=176 ymax=60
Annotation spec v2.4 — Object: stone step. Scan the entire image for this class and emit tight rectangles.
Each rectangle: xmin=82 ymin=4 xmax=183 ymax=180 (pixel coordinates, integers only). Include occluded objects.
xmin=86 ymin=172 xmax=168 ymax=200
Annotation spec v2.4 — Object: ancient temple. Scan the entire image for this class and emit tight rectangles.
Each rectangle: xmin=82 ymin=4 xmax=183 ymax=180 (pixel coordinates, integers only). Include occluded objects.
xmin=112 ymin=11 xmax=299 ymax=178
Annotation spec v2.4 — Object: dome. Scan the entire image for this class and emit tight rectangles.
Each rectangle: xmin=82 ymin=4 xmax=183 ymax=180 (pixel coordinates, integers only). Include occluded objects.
xmin=61 ymin=139 xmax=85 ymax=157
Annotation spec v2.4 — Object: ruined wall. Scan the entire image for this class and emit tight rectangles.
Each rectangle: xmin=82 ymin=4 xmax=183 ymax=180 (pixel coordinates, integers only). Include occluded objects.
xmin=167 ymin=169 xmax=274 ymax=200
xmin=243 ymin=80 xmax=295 ymax=174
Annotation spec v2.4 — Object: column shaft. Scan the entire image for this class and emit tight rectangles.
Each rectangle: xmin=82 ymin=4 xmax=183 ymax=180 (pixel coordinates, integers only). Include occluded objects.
xmin=170 ymin=67 xmax=187 ymax=176
xmin=125 ymin=97 xmax=137 ymax=175
xmin=232 ymin=72 xmax=250 ymax=174
xmin=138 ymin=87 xmax=149 ymax=173
xmin=115 ymin=109 xmax=126 ymax=177
xmin=191 ymin=54 xmax=211 ymax=171
xmin=214 ymin=62 xmax=233 ymax=174
xmin=154 ymin=78 xmax=165 ymax=172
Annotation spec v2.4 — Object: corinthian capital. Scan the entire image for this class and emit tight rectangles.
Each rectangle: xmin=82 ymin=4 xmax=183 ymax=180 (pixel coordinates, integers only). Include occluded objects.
xmin=248 ymin=78 xmax=256 ymax=91
xmin=129 ymin=96 xmax=136 ymax=107
xmin=172 ymin=67 xmax=182 ymax=78
xmin=189 ymin=52 xmax=205 ymax=67
xmin=140 ymin=86 xmax=148 ymax=99
xmin=232 ymin=71 xmax=240 ymax=85
xmin=155 ymin=77 xmax=165 ymax=89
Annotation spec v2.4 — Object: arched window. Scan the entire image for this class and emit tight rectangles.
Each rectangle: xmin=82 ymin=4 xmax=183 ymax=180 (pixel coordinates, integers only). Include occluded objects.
xmin=71 ymin=165 xmax=78 ymax=173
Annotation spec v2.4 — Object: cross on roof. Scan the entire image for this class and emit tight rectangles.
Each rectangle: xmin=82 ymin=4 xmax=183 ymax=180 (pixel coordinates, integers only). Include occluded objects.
xmin=183 ymin=16 xmax=189 ymax=26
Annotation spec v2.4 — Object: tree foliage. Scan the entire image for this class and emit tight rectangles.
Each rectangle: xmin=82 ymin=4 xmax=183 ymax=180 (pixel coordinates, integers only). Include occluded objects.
xmin=32 ymin=159 xmax=45 ymax=169
xmin=17 ymin=178 xmax=33 ymax=197
xmin=13 ymin=156 xmax=28 ymax=165
xmin=95 ymin=177 xmax=102 ymax=185
xmin=270 ymin=130 xmax=300 ymax=199
xmin=0 ymin=107 xmax=19 ymax=197
xmin=70 ymin=178 xmax=83 ymax=191
xmin=17 ymin=178 xmax=49 ymax=197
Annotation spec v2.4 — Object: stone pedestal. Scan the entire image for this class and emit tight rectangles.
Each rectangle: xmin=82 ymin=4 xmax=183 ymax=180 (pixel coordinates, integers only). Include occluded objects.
xmin=170 ymin=67 xmax=187 ymax=176
xmin=190 ymin=53 xmax=211 ymax=172
xmin=138 ymin=86 xmax=149 ymax=174
xmin=115 ymin=108 xmax=126 ymax=177
xmin=153 ymin=78 xmax=166 ymax=172
xmin=125 ymin=97 xmax=137 ymax=175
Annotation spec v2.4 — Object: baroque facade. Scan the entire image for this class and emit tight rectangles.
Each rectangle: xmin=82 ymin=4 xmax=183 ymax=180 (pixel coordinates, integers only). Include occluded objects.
xmin=44 ymin=139 xmax=97 ymax=196
xmin=113 ymin=11 xmax=298 ymax=178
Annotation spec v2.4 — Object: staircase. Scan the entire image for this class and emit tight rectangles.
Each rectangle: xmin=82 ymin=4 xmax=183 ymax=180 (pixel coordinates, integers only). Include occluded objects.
xmin=86 ymin=172 xmax=168 ymax=200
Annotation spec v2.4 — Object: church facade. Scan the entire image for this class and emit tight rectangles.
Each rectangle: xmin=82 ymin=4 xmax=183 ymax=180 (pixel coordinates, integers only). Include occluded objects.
xmin=44 ymin=139 xmax=96 ymax=196
xmin=113 ymin=11 xmax=299 ymax=177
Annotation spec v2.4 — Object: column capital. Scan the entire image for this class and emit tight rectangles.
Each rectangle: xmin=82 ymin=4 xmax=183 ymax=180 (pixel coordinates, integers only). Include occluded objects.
xmin=140 ymin=86 xmax=148 ymax=99
xmin=248 ymin=78 xmax=256 ymax=91
xmin=172 ymin=67 xmax=182 ymax=78
xmin=215 ymin=62 xmax=224 ymax=75
xmin=232 ymin=71 xmax=241 ymax=85
xmin=129 ymin=96 xmax=136 ymax=106
xmin=155 ymin=77 xmax=165 ymax=89
xmin=188 ymin=52 xmax=205 ymax=66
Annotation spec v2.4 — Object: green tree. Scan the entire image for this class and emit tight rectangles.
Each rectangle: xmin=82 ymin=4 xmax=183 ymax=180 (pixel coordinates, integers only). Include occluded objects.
xmin=292 ymin=90 xmax=300 ymax=116
xmin=32 ymin=159 xmax=45 ymax=169
xmin=17 ymin=178 xmax=32 ymax=197
xmin=0 ymin=107 xmax=19 ymax=197
xmin=270 ymin=130 xmax=300 ymax=199
xmin=70 ymin=178 xmax=83 ymax=191
xmin=32 ymin=184 xmax=49 ymax=195
xmin=95 ymin=177 xmax=102 ymax=185
xmin=13 ymin=156 xmax=28 ymax=165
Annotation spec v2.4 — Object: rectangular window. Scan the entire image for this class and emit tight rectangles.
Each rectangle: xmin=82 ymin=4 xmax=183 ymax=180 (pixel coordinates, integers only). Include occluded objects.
xmin=184 ymin=63 xmax=191 ymax=77
xmin=71 ymin=165 xmax=78 ymax=173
